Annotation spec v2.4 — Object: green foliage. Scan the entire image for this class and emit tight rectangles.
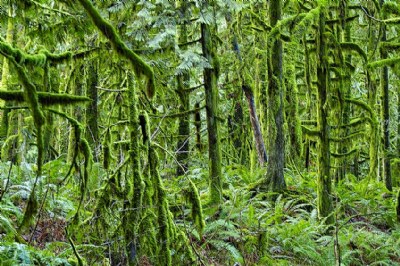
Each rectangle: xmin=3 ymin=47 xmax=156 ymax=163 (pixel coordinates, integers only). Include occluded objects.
xmin=0 ymin=243 xmax=72 ymax=266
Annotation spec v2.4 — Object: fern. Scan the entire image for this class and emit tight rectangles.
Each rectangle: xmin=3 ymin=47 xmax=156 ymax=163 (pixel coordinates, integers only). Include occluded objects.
xmin=207 ymin=240 xmax=244 ymax=264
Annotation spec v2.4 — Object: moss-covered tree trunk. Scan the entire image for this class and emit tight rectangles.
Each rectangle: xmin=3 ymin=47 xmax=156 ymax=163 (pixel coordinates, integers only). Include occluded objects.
xmin=0 ymin=4 xmax=14 ymax=141
xmin=285 ymin=58 xmax=302 ymax=166
xmin=175 ymin=0 xmax=190 ymax=176
xmin=0 ymin=3 xmax=14 ymax=140
xmin=337 ymin=1 xmax=352 ymax=181
xmin=67 ymin=66 xmax=84 ymax=163
xmin=125 ymin=77 xmax=144 ymax=265
xmin=243 ymin=85 xmax=268 ymax=166
xmin=85 ymin=60 xmax=100 ymax=162
xmin=201 ymin=2 xmax=222 ymax=205
xmin=316 ymin=7 xmax=333 ymax=224
xmin=380 ymin=0 xmax=392 ymax=191
xmin=264 ymin=0 xmax=286 ymax=192
xmin=366 ymin=2 xmax=379 ymax=182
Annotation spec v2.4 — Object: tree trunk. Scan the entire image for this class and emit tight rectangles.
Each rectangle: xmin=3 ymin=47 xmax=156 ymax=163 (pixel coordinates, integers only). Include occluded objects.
xmin=243 ymin=85 xmax=268 ymax=166
xmin=380 ymin=0 xmax=392 ymax=191
xmin=0 ymin=4 xmax=14 ymax=141
xmin=265 ymin=0 xmax=286 ymax=192
xmin=86 ymin=60 xmax=100 ymax=162
xmin=176 ymin=0 xmax=190 ymax=176
xmin=316 ymin=7 xmax=333 ymax=224
xmin=201 ymin=3 xmax=223 ymax=205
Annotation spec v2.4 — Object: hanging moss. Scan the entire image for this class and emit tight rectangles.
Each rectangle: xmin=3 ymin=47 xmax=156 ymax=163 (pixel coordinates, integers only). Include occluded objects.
xmin=149 ymin=146 xmax=172 ymax=266
xmin=47 ymin=108 xmax=92 ymax=199
xmin=77 ymin=0 xmax=156 ymax=98
xmin=1 ymin=134 xmax=18 ymax=161
xmin=184 ymin=179 xmax=205 ymax=236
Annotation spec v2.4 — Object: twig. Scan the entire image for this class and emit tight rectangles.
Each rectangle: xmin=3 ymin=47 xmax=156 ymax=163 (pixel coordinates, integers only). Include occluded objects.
xmin=30 ymin=0 xmax=76 ymax=17
xmin=152 ymin=142 xmax=187 ymax=174
xmin=178 ymin=204 xmax=206 ymax=266
xmin=29 ymin=184 xmax=50 ymax=244
xmin=360 ymin=6 xmax=383 ymax=23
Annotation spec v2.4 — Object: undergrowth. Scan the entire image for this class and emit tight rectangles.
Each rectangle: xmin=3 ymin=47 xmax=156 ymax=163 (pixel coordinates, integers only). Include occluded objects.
xmin=0 ymin=159 xmax=399 ymax=265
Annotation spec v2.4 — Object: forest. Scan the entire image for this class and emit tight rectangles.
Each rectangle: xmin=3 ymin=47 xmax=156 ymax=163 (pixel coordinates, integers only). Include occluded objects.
xmin=0 ymin=0 xmax=400 ymax=265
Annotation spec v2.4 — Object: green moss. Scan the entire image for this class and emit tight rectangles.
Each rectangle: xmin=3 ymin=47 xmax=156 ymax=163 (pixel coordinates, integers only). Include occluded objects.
xmin=382 ymin=2 xmax=400 ymax=16
xmin=396 ymin=189 xmax=400 ymax=222
xmin=0 ymin=90 xmax=90 ymax=105
xmin=103 ymin=129 xmax=111 ymax=170
xmin=368 ymin=57 xmax=400 ymax=68
xmin=340 ymin=42 xmax=367 ymax=62
xmin=1 ymin=134 xmax=18 ymax=161
xmin=344 ymin=98 xmax=378 ymax=125
xmin=331 ymin=148 xmax=357 ymax=158
xmin=77 ymin=0 xmax=156 ymax=98
xmin=185 ymin=179 xmax=205 ymax=236
xmin=380 ymin=42 xmax=400 ymax=52
xmin=329 ymin=130 xmax=365 ymax=142
xmin=150 ymin=146 xmax=172 ymax=266
xmin=19 ymin=191 xmax=38 ymax=232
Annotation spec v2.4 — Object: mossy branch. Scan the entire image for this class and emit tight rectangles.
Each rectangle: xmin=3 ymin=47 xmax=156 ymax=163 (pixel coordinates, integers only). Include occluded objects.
xmin=340 ymin=42 xmax=367 ymax=62
xmin=331 ymin=148 xmax=357 ymax=158
xmin=0 ymin=90 xmax=90 ymax=105
xmin=0 ymin=38 xmax=96 ymax=66
xmin=151 ymin=105 xmax=205 ymax=119
xmin=326 ymin=15 xmax=359 ymax=25
xmin=382 ymin=2 xmax=400 ymax=17
xmin=301 ymin=125 xmax=320 ymax=140
xmin=330 ymin=130 xmax=365 ymax=142
xmin=344 ymin=98 xmax=377 ymax=125
xmin=77 ymin=0 xmax=156 ymax=98
xmin=367 ymin=57 xmax=400 ymax=69
xmin=380 ymin=42 xmax=400 ymax=52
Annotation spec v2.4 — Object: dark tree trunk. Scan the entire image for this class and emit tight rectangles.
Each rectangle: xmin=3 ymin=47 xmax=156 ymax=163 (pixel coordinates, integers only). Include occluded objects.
xmin=380 ymin=0 xmax=392 ymax=191
xmin=86 ymin=61 xmax=100 ymax=162
xmin=176 ymin=0 xmax=190 ymax=176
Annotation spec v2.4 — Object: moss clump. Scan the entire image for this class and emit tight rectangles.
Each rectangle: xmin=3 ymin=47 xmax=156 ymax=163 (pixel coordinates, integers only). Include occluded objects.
xmin=185 ymin=179 xmax=205 ymax=236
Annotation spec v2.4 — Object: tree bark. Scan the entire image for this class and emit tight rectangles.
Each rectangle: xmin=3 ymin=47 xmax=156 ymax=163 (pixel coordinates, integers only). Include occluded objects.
xmin=201 ymin=3 xmax=223 ymax=205
xmin=176 ymin=0 xmax=190 ymax=176
xmin=265 ymin=0 xmax=286 ymax=192
xmin=86 ymin=60 xmax=100 ymax=162
xmin=316 ymin=7 xmax=333 ymax=224
xmin=380 ymin=0 xmax=392 ymax=191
